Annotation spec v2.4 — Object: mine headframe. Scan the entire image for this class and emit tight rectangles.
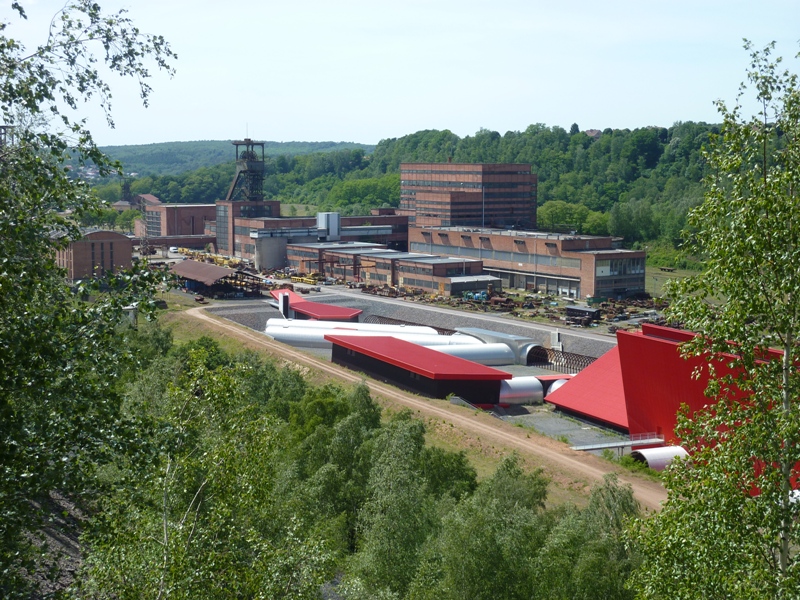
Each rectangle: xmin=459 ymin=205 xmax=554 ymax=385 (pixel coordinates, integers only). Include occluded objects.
xmin=224 ymin=138 xmax=266 ymax=202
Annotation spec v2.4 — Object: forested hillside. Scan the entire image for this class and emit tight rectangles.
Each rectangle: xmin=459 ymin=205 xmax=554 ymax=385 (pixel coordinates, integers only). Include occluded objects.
xmin=87 ymin=140 xmax=376 ymax=176
xmin=96 ymin=122 xmax=715 ymax=260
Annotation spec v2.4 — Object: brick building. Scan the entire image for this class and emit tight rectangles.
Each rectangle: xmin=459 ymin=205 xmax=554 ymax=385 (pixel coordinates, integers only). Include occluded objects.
xmin=55 ymin=230 xmax=133 ymax=282
xmin=399 ymin=162 xmax=537 ymax=229
xmin=138 ymin=203 xmax=218 ymax=237
xmin=408 ymin=226 xmax=645 ymax=299
xmin=286 ymin=242 xmax=494 ymax=295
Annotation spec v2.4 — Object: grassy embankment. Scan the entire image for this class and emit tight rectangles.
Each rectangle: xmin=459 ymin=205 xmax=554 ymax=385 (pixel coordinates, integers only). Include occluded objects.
xmin=156 ymin=295 xmax=603 ymax=506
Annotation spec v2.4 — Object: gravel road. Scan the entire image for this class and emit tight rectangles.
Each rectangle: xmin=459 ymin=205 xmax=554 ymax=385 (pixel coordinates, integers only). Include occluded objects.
xmin=187 ymin=306 xmax=666 ymax=511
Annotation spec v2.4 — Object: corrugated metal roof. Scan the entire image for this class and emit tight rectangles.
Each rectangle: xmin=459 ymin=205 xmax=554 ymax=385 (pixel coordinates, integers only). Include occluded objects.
xmin=449 ymin=275 xmax=501 ymax=283
xmin=545 ymin=346 xmax=629 ymax=430
xmin=170 ymin=260 xmax=235 ymax=286
xmin=269 ymin=289 xmax=362 ymax=321
xmin=324 ymin=334 xmax=512 ymax=381
xmin=293 ymin=302 xmax=362 ymax=320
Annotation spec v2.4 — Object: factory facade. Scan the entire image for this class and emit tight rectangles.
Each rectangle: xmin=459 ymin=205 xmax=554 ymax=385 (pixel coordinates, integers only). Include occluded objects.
xmin=398 ymin=162 xmax=537 ymax=229
xmin=128 ymin=150 xmax=645 ymax=299
xmin=408 ymin=226 xmax=646 ymax=299
xmin=285 ymin=241 xmax=496 ymax=296
xmin=55 ymin=230 xmax=133 ymax=281
xmin=141 ymin=203 xmax=217 ymax=237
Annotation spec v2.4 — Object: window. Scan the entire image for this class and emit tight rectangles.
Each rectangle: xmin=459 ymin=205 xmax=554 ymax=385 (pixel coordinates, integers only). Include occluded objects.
xmin=216 ymin=205 xmax=229 ymax=251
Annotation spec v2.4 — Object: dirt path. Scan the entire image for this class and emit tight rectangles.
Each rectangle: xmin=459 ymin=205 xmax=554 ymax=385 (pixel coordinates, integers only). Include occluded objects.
xmin=186 ymin=307 xmax=667 ymax=511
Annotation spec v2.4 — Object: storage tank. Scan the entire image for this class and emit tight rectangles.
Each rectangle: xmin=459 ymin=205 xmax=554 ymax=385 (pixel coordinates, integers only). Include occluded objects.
xmin=499 ymin=377 xmax=544 ymax=405
xmin=630 ymin=446 xmax=688 ymax=471
xmin=430 ymin=343 xmax=517 ymax=366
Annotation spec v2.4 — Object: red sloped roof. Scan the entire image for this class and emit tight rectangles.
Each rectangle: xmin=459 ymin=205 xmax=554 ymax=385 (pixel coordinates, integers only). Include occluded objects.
xmin=545 ymin=345 xmax=629 ymax=430
xmin=293 ymin=302 xmax=362 ymax=320
xmin=270 ymin=289 xmax=362 ymax=321
xmin=269 ymin=289 xmax=304 ymax=304
xmin=325 ymin=334 xmax=512 ymax=381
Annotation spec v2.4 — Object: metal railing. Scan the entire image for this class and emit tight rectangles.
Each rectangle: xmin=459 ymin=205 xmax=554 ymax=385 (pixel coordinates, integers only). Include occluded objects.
xmin=571 ymin=432 xmax=664 ymax=452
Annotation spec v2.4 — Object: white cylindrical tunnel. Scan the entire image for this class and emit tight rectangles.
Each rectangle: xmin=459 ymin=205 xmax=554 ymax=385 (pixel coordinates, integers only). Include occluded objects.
xmin=265 ymin=318 xmax=439 ymax=336
xmin=499 ymin=376 xmax=545 ymax=405
xmin=630 ymin=446 xmax=688 ymax=471
xmin=264 ymin=327 xmax=483 ymax=349
xmin=430 ymin=343 xmax=517 ymax=366
xmin=520 ymin=343 xmax=548 ymax=365
xmin=544 ymin=378 xmax=569 ymax=397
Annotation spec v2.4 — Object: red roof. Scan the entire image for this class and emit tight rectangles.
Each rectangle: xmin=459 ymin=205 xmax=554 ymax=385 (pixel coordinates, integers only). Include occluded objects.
xmin=293 ymin=302 xmax=362 ymax=320
xmin=325 ymin=334 xmax=512 ymax=381
xmin=269 ymin=289 xmax=304 ymax=303
xmin=270 ymin=289 xmax=362 ymax=321
xmin=545 ymin=346 xmax=629 ymax=430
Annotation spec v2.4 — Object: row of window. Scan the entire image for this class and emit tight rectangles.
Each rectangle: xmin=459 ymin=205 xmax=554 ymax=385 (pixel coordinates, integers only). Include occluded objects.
xmin=401 ymin=180 xmax=532 ymax=189
xmin=289 ymin=249 xmax=321 ymax=259
xmin=410 ymin=241 xmax=581 ymax=269
xmin=239 ymin=205 xmax=270 ymax=218
xmin=400 ymin=169 xmax=530 ymax=176
xmin=216 ymin=205 xmax=229 ymax=251
xmin=145 ymin=212 xmax=161 ymax=238
xmin=400 ymin=277 xmax=440 ymax=290
xmin=401 ymin=180 xmax=532 ymax=191
xmin=90 ymin=242 xmax=114 ymax=274
xmin=595 ymin=257 xmax=645 ymax=276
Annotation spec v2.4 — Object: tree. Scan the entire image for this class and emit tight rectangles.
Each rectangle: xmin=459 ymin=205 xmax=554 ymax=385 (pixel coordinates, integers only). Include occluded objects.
xmin=629 ymin=42 xmax=800 ymax=598
xmin=116 ymin=207 xmax=141 ymax=232
xmin=74 ymin=348 xmax=333 ymax=599
xmin=0 ymin=2 xmax=174 ymax=595
xmin=350 ymin=414 xmax=436 ymax=597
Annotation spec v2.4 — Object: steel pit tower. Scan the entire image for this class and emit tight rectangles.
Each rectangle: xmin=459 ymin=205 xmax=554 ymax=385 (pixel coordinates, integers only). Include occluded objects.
xmin=216 ymin=139 xmax=281 ymax=256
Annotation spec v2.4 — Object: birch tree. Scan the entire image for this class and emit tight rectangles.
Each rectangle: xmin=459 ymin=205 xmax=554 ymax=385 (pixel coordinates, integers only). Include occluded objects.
xmin=630 ymin=42 xmax=800 ymax=598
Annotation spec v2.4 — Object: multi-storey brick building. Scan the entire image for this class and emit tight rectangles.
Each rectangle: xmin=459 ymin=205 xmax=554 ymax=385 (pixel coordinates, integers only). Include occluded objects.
xmin=140 ymin=203 xmax=217 ymax=237
xmin=399 ymin=162 xmax=537 ymax=229
xmin=408 ymin=226 xmax=645 ymax=299
xmin=55 ymin=230 xmax=133 ymax=282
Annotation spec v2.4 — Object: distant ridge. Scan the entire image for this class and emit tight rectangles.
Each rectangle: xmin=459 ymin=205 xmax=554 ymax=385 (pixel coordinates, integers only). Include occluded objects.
xmin=97 ymin=140 xmax=376 ymax=176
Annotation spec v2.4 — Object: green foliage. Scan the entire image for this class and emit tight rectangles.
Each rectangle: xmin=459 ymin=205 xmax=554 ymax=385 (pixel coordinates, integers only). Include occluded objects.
xmin=630 ymin=42 xmax=800 ymax=597
xmin=71 ymin=140 xmax=375 ymax=177
xmin=103 ymin=119 xmax=714 ymax=253
xmin=535 ymin=475 xmax=639 ymax=599
xmin=0 ymin=3 xmax=175 ymax=595
xmin=322 ymin=174 xmax=400 ymax=214
xmin=75 ymin=348 xmax=335 ymax=599
xmin=419 ymin=446 xmax=477 ymax=500
xmin=80 ymin=206 xmax=119 ymax=229
xmin=405 ymin=460 xmax=640 ymax=600
xmin=115 ymin=208 xmax=141 ymax=232
xmin=351 ymin=414 xmax=436 ymax=596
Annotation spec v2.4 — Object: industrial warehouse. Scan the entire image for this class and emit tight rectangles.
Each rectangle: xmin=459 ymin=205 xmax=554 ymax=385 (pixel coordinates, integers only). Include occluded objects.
xmin=120 ymin=143 xmax=647 ymax=300
xmin=255 ymin=289 xmax=737 ymax=471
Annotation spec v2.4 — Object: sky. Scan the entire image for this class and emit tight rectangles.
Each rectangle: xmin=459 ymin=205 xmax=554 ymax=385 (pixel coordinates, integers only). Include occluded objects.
xmin=10 ymin=0 xmax=800 ymax=147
